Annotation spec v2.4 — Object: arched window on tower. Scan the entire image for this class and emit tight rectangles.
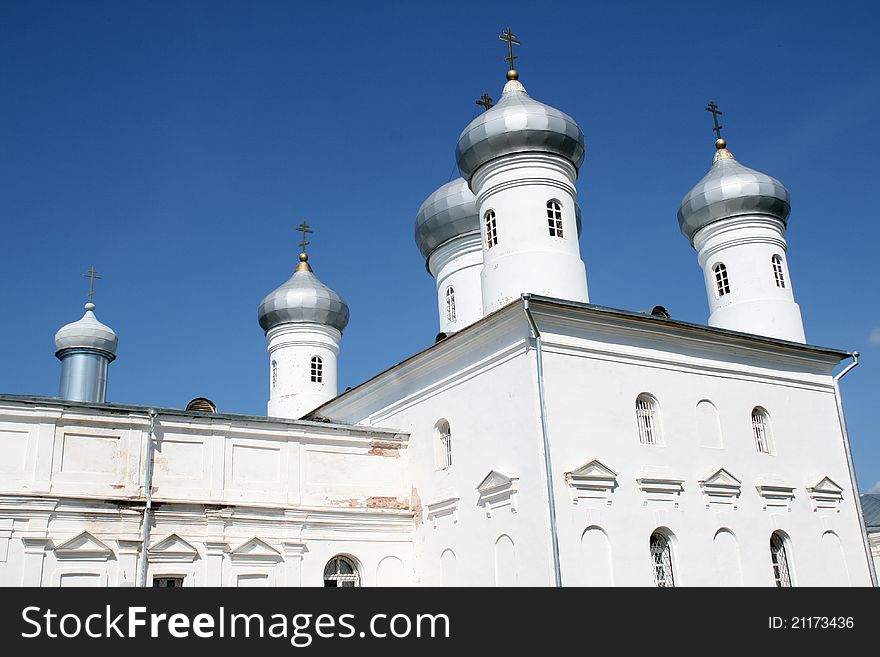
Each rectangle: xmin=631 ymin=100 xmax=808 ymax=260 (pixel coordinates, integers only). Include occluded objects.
xmin=435 ymin=420 xmax=452 ymax=469
xmin=445 ymin=286 xmax=456 ymax=322
xmin=649 ymin=531 xmax=675 ymax=587
xmin=772 ymin=255 xmax=786 ymax=288
xmin=310 ymin=356 xmax=323 ymax=383
xmin=752 ymin=407 xmax=773 ymax=454
xmin=770 ymin=532 xmax=792 ymax=587
xmin=636 ymin=394 xmax=662 ymax=445
xmin=546 ymin=199 xmax=564 ymax=238
xmin=713 ymin=263 xmax=731 ymax=297
xmin=485 ymin=210 xmax=497 ymax=248
xmin=271 ymin=360 xmax=277 ymax=389
xmin=323 ymin=555 xmax=360 ymax=587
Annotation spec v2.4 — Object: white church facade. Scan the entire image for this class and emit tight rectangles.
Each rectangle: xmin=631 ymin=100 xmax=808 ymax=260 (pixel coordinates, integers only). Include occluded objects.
xmin=0 ymin=37 xmax=876 ymax=587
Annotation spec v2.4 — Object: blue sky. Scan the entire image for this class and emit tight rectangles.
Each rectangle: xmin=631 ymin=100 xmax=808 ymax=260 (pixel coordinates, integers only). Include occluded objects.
xmin=1 ymin=1 xmax=878 ymax=492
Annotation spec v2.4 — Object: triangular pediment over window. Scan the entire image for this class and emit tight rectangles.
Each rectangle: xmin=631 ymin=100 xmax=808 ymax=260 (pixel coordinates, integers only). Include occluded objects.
xmin=807 ymin=476 xmax=844 ymax=512
xmin=148 ymin=534 xmax=199 ymax=562
xmin=230 ymin=537 xmax=282 ymax=563
xmin=54 ymin=531 xmax=114 ymax=561
xmin=476 ymin=470 xmax=518 ymax=517
xmin=565 ymin=459 xmax=618 ymax=506
xmin=699 ymin=468 xmax=742 ymax=509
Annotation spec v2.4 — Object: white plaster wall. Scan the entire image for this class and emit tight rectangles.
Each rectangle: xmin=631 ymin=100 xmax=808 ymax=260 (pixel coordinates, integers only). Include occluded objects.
xmin=428 ymin=232 xmax=484 ymax=334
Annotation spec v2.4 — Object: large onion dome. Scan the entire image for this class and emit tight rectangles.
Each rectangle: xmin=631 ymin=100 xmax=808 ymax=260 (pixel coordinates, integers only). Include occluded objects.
xmin=54 ymin=303 xmax=118 ymax=358
xmin=456 ymin=77 xmax=585 ymax=181
xmin=678 ymin=139 xmax=790 ymax=244
xmin=258 ymin=255 xmax=349 ymax=333
xmin=414 ymin=178 xmax=479 ymax=261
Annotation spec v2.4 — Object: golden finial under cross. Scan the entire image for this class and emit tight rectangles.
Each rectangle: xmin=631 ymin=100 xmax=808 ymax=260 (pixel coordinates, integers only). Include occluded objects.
xmin=83 ymin=266 xmax=102 ymax=304
xmin=499 ymin=28 xmax=521 ymax=75
xmin=296 ymin=221 xmax=313 ymax=254
xmin=476 ymin=92 xmax=494 ymax=111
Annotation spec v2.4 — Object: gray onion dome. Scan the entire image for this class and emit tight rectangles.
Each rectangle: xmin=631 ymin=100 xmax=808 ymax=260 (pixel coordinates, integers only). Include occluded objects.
xmin=678 ymin=140 xmax=790 ymax=243
xmin=414 ymin=178 xmax=479 ymax=261
xmin=456 ymin=78 xmax=585 ymax=181
xmin=54 ymin=303 xmax=118 ymax=358
xmin=258 ymin=255 xmax=350 ymax=333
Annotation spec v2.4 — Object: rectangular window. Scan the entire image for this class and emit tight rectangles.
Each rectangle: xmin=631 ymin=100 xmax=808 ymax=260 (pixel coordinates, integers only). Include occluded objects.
xmin=153 ymin=576 xmax=184 ymax=588
xmin=547 ymin=201 xmax=564 ymax=238
xmin=485 ymin=211 xmax=497 ymax=248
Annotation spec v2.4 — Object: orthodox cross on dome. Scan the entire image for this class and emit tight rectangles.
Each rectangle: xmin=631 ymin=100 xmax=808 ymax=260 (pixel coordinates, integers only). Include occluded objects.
xmin=296 ymin=221 xmax=313 ymax=254
xmin=82 ymin=266 xmax=101 ymax=304
xmin=499 ymin=28 xmax=521 ymax=72
xmin=706 ymin=101 xmax=723 ymax=140
xmin=476 ymin=92 xmax=494 ymax=111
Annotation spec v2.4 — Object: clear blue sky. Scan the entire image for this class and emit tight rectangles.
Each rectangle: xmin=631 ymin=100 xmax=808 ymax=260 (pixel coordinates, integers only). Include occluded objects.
xmin=1 ymin=1 xmax=878 ymax=492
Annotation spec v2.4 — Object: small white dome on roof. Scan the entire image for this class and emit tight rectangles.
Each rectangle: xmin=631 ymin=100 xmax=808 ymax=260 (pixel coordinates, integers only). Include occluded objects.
xmin=54 ymin=303 xmax=118 ymax=357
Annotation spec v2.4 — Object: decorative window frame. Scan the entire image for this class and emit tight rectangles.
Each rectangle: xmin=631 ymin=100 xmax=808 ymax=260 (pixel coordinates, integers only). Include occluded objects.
xmin=699 ymin=468 xmax=742 ymax=509
xmin=54 ymin=531 xmax=115 ymax=562
xmin=806 ymin=476 xmax=843 ymax=513
xmin=148 ymin=534 xmax=200 ymax=563
xmin=425 ymin=494 xmax=460 ymax=528
xmin=756 ymin=483 xmax=796 ymax=511
xmin=476 ymin=470 xmax=518 ymax=517
xmin=636 ymin=475 xmax=684 ymax=507
xmin=564 ymin=459 xmax=618 ymax=506
xmin=229 ymin=537 xmax=283 ymax=565
xmin=713 ymin=262 xmax=731 ymax=296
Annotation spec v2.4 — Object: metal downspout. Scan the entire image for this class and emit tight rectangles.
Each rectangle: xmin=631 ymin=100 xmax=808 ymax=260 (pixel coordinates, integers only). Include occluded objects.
xmin=137 ymin=408 xmax=157 ymax=587
xmin=522 ymin=294 xmax=563 ymax=587
xmin=832 ymin=352 xmax=877 ymax=586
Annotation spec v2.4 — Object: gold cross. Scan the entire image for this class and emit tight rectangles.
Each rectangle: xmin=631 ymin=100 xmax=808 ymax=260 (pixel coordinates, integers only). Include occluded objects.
xmin=706 ymin=101 xmax=723 ymax=139
xmin=476 ymin=92 xmax=494 ymax=111
xmin=499 ymin=28 xmax=521 ymax=70
xmin=296 ymin=221 xmax=313 ymax=253
xmin=83 ymin=266 xmax=101 ymax=304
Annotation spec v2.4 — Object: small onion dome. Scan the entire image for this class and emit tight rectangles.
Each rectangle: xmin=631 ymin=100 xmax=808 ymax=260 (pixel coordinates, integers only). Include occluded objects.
xmin=414 ymin=178 xmax=478 ymax=261
xmin=258 ymin=254 xmax=350 ymax=333
xmin=678 ymin=139 xmax=791 ymax=243
xmin=54 ymin=303 xmax=118 ymax=358
xmin=456 ymin=78 xmax=585 ymax=181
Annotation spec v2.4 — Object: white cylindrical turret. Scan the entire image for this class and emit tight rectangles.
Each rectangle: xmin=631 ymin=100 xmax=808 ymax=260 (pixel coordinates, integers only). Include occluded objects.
xmin=415 ymin=178 xmax=483 ymax=334
xmin=456 ymin=73 xmax=589 ymax=315
xmin=258 ymin=253 xmax=350 ymax=419
xmin=54 ymin=302 xmax=118 ymax=403
xmin=678 ymin=139 xmax=805 ymax=343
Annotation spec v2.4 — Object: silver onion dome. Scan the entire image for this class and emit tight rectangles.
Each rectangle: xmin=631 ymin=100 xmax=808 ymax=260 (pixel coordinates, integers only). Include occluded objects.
xmin=678 ymin=140 xmax=790 ymax=243
xmin=258 ymin=255 xmax=350 ymax=333
xmin=456 ymin=78 xmax=585 ymax=181
xmin=414 ymin=178 xmax=479 ymax=261
xmin=54 ymin=303 xmax=118 ymax=357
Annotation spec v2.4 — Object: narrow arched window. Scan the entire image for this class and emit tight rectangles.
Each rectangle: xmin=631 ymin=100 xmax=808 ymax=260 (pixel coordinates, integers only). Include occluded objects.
xmin=271 ymin=360 xmax=277 ymax=388
xmin=546 ymin=199 xmax=564 ymax=238
xmin=445 ymin=286 xmax=456 ymax=322
xmin=323 ymin=555 xmax=360 ymax=587
xmin=485 ymin=210 xmax=497 ymax=248
xmin=752 ymin=407 xmax=773 ymax=454
xmin=436 ymin=420 xmax=452 ymax=469
xmin=636 ymin=394 xmax=661 ymax=445
xmin=713 ymin=263 xmax=731 ymax=296
xmin=650 ymin=532 xmax=675 ymax=587
xmin=772 ymin=255 xmax=786 ymax=288
xmin=770 ymin=532 xmax=792 ymax=587
xmin=310 ymin=356 xmax=323 ymax=383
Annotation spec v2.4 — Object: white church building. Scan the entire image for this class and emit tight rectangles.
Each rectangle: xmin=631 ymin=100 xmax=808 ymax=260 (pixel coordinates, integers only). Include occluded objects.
xmin=0 ymin=42 xmax=876 ymax=587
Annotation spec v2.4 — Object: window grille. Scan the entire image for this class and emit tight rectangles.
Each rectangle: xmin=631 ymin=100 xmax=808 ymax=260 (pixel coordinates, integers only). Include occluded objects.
xmin=323 ymin=555 xmax=360 ymax=587
xmin=485 ymin=210 xmax=497 ymax=248
xmin=546 ymin=200 xmax=564 ymax=238
xmin=770 ymin=532 xmax=792 ymax=587
xmin=310 ymin=356 xmax=323 ymax=383
xmin=636 ymin=395 xmax=660 ymax=445
xmin=153 ymin=576 xmax=184 ymax=588
xmin=713 ymin=263 xmax=731 ymax=296
xmin=650 ymin=532 xmax=675 ymax=587
xmin=271 ymin=360 xmax=277 ymax=389
xmin=438 ymin=421 xmax=452 ymax=468
xmin=445 ymin=287 xmax=456 ymax=322
xmin=772 ymin=255 xmax=786 ymax=288
xmin=752 ymin=407 xmax=772 ymax=454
